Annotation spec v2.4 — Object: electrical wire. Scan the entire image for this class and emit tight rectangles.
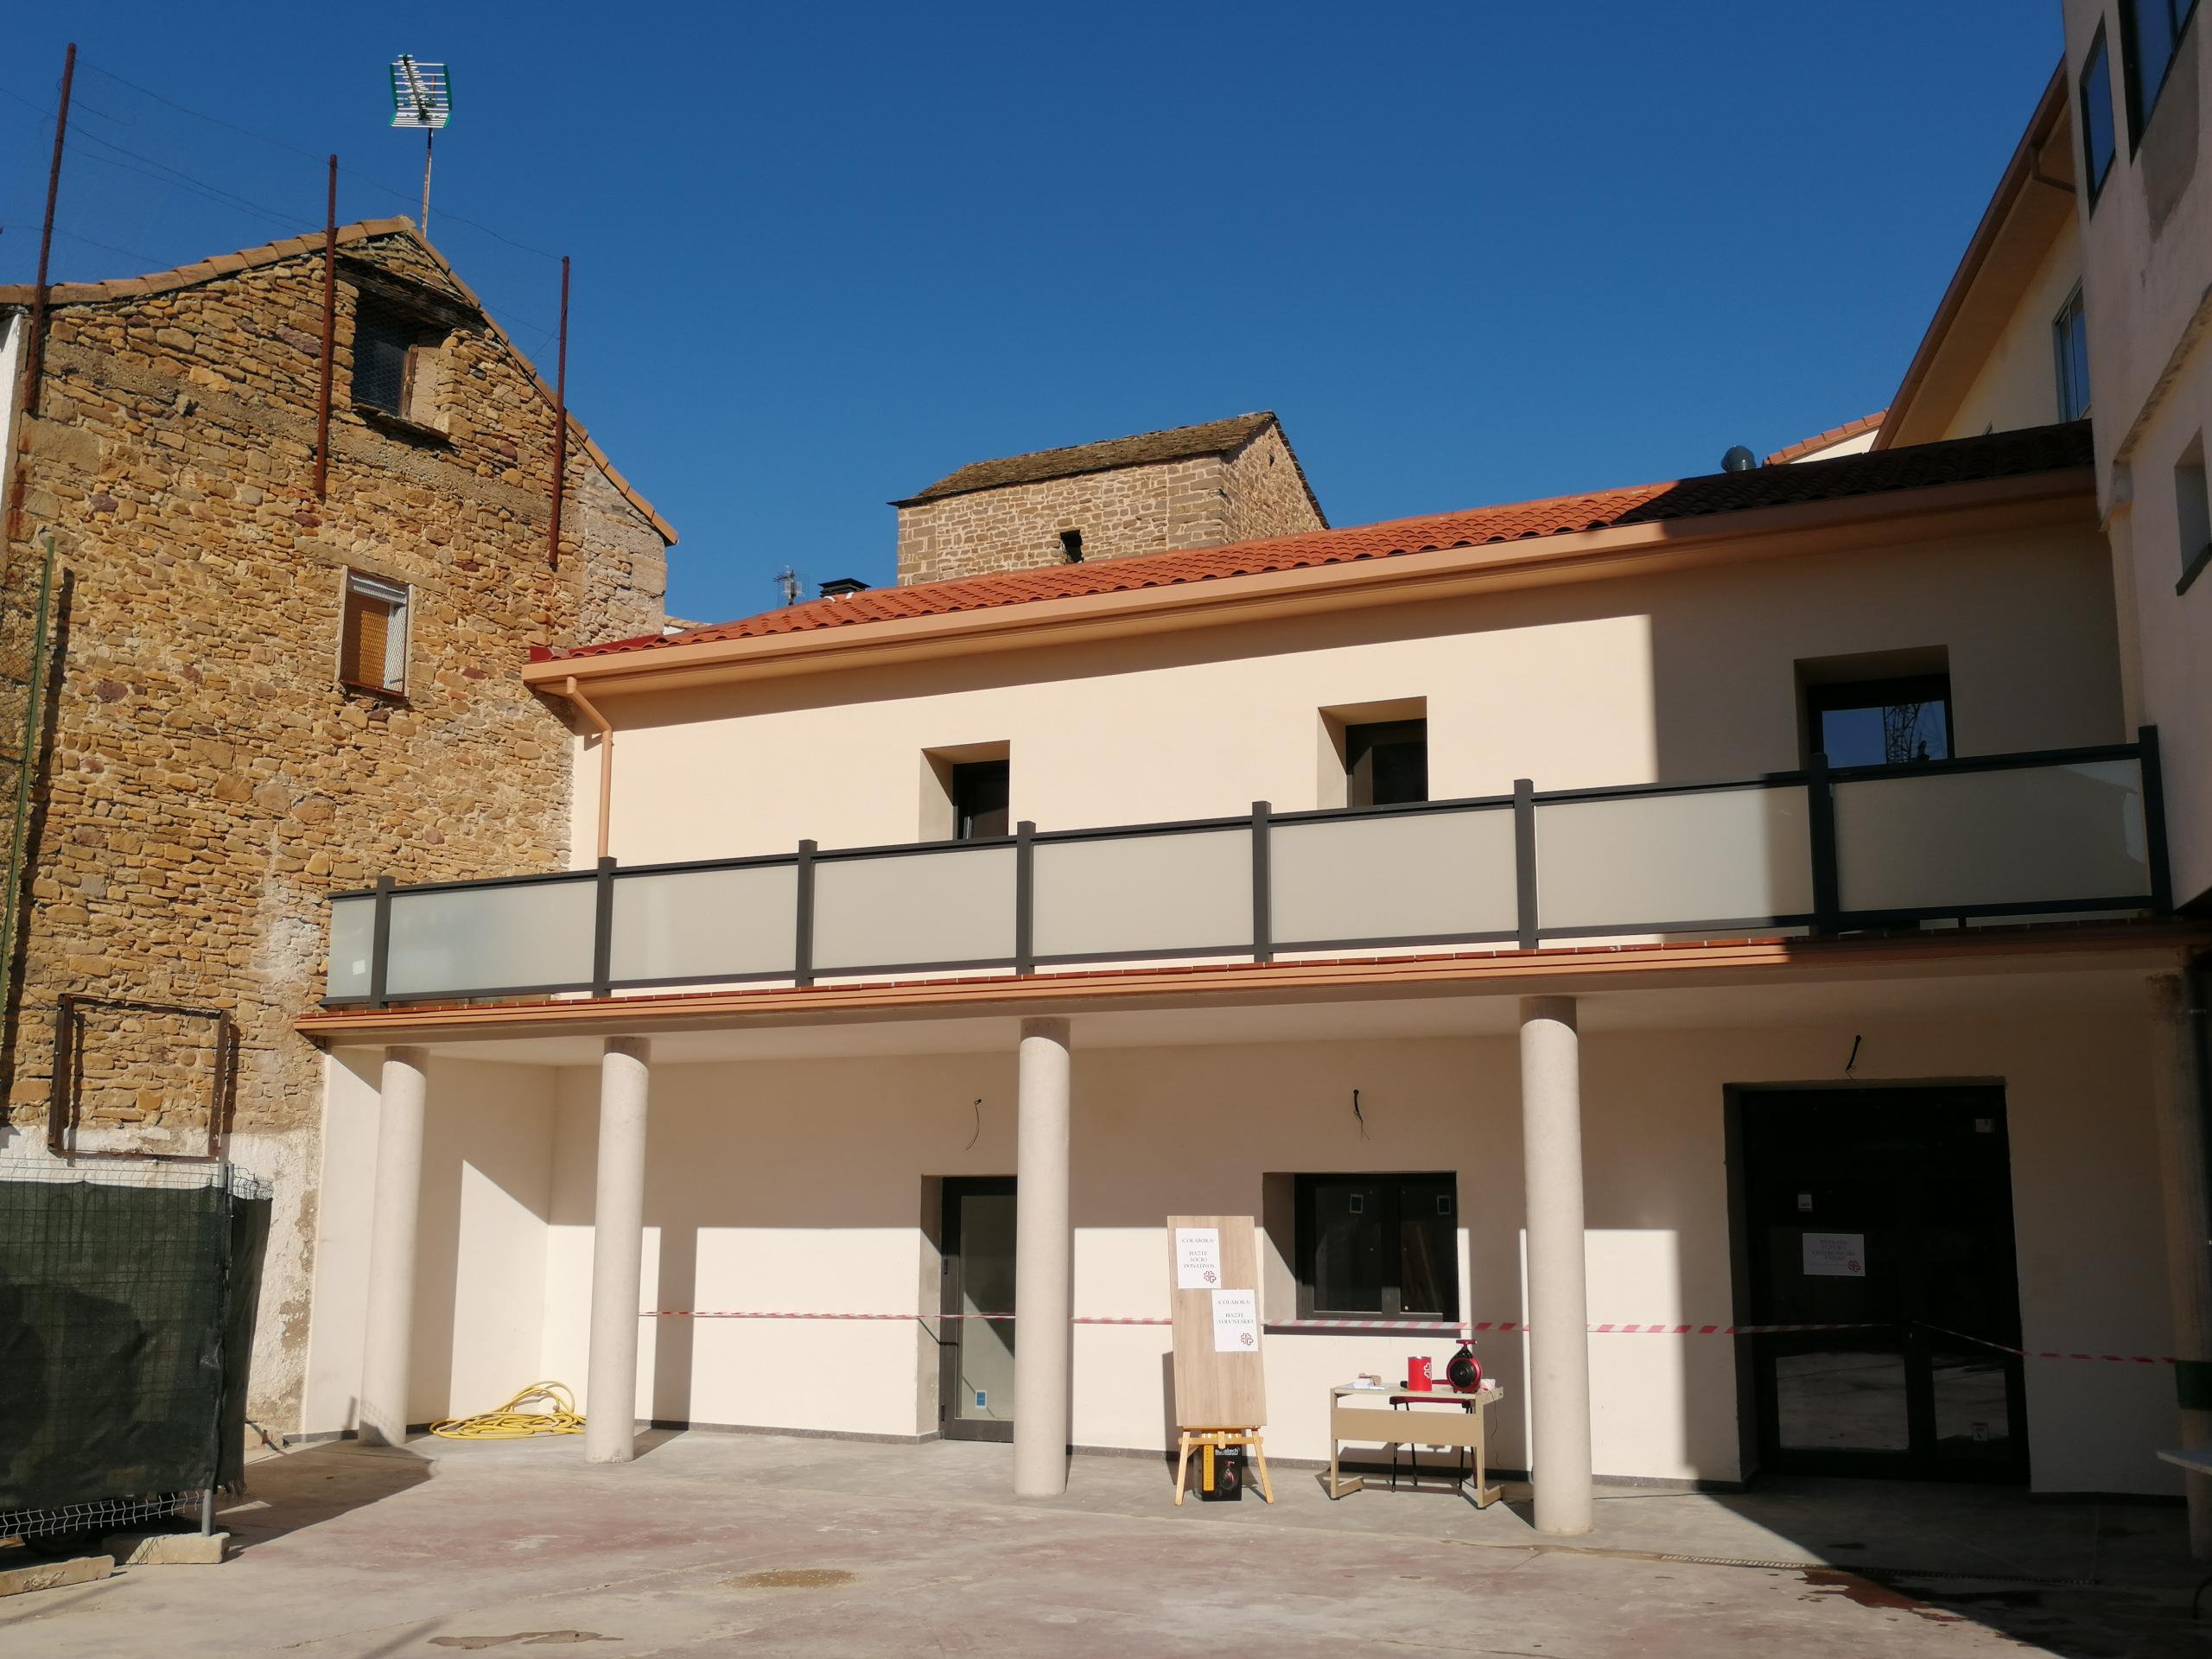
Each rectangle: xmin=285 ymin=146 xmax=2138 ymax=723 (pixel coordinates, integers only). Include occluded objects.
xmin=428 ymin=1380 xmax=585 ymax=1440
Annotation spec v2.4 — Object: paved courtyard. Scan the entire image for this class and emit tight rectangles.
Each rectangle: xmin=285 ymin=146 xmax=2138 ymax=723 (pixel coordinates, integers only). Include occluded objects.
xmin=3 ymin=1430 xmax=2206 ymax=1656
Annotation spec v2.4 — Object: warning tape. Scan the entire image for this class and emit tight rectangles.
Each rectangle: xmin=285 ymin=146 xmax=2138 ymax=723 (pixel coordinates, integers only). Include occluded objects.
xmin=639 ymin=1311 xmax=2177 ymax=1360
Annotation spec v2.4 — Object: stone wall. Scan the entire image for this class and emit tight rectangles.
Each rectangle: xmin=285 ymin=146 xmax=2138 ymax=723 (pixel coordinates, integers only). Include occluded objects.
xmin=0 ymin=224 xmax=669 ymax=1426
xmin=893 ymin=419 xmax=1324 ymax=585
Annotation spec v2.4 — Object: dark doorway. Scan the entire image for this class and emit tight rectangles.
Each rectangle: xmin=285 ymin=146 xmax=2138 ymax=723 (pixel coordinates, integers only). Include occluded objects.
xmin=939 ymin=1177 xmax=1015 ymax=1442
xmin=1731 ymin=1086 xmax=2027 ymax=1484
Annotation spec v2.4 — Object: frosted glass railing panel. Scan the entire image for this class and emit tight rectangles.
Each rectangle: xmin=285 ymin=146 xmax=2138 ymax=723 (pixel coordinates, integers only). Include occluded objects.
xmin=384 ymin=877 xmax=596 ymax=996
xmin=1033 ymin=830 xmax=1252 ymax=958
xmin=610 ymin=862 xmax=797 ymax=983
xmin=325 ymin=893 xmax=377 ymax=998
xmin=1271 ymin=807 xmax=1516 ymax=945
xmin=812 ymin=845 xmax=1016 ymax=971
xmin=1834 ymin=760 xmax=2149 ymax=914
xmin=1537 ymin=785 xmax=1815 ymax=931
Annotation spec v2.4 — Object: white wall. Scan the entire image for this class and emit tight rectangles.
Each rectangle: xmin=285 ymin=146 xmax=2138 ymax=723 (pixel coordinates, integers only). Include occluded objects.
xmin=1944 ymin=215 xmax=2083 ymax=441
xmin=582 ymin=527 xmax=2123 ymax=864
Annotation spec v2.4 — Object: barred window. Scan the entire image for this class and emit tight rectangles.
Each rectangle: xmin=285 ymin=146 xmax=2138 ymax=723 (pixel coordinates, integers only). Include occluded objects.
xmin=351 ymin=296 xmax=444 ymax=425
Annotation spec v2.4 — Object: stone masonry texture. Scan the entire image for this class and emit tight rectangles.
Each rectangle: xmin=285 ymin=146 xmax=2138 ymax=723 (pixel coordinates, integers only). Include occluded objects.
xmin=893 ymin=418 xmax=1323 ymax=585
xmin=0 ymin=224 xmax=670 ymax=1428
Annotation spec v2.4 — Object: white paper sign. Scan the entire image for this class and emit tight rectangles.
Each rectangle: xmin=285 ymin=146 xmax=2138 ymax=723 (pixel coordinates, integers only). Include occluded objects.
xmin=1175 ymin=1227 xmax=1223 ymax=1290
xmin=1211 ymin=1287 xmax=1259 ymax=1353
xmin=1802 ymin=1231 xmax=1866 ymax=1278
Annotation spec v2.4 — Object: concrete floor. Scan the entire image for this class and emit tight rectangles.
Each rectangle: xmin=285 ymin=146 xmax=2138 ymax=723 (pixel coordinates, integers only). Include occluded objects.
xmin=3 ymin=1430 xmax=2207 ymax=1656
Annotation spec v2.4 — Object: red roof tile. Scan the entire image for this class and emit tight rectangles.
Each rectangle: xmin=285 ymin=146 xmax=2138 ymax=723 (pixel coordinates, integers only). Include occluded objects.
xmin=547 ymin=423 xmax=2091 ymax=662
xmin=1764 ymin=410 xmax=1888 ymax=466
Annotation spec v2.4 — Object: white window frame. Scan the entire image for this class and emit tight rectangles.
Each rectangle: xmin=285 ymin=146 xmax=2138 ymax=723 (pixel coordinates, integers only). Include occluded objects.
xmin=340 ymin=569 xmax=410 ymax=696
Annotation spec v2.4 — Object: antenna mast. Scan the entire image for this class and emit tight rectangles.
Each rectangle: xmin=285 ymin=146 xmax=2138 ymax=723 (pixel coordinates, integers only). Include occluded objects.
xmin=388 ymin=54 xmax=453 ymax=234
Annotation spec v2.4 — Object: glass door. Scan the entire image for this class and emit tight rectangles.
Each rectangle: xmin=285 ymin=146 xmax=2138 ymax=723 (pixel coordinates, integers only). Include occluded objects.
xmin=940 ymin=1178 xmax=1016 ymax=1443
xmin=1738 ymin=1087 xmax=2027 ymax=1483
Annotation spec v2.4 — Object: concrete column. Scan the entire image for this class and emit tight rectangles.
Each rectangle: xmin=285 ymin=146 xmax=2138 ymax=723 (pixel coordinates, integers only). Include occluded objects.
xmin=585 ymin=1036 xmax=652 ymax=1465
xmin=1013 ymin=1016 xmax=1073 ymax=1497
xmin=1519 ymin=995 xmax=1593 ymax=1535
xmin=2149 ymin=973 xmax=2212 ymax=1557
xmin=359 ymin=1046 xmax=429 ymax=1447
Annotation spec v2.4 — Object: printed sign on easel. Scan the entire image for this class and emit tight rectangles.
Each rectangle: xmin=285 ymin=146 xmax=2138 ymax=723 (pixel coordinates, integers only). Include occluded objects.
xmin=1175 ymin=1226 xmax=1222 ymax=1290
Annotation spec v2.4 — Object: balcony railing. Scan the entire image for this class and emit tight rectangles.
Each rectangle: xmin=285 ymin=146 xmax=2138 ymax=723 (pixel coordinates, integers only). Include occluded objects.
xmin=323 ymin=730 xmax=2170 ymax=1007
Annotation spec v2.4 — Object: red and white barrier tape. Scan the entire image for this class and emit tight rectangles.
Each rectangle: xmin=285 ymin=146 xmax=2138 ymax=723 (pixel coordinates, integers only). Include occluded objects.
xmin=638 ymin=1310 xmax=2175 ymax=1360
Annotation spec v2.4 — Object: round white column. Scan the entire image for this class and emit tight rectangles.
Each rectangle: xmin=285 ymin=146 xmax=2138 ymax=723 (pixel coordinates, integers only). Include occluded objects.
xmin=1013 ymin=1016 xmax=1073 ymax=1497
xmin=359 ymin=1046 xmax=429 ymax=1447
xmin=1520 ymin=996 xmax=1593 ymax=1535
xmin=585 ymin=1035 xmax=652 ymax=1465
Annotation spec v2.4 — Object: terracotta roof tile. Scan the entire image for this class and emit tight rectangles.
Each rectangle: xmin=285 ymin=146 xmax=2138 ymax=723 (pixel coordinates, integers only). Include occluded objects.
xmin=895 ymin=412 xmax=1281 ymax=504
xmin=553 ymin=421 xmax=2091 ymax=662
xmin=1765 ymin=410 xmax=1888 ymax=465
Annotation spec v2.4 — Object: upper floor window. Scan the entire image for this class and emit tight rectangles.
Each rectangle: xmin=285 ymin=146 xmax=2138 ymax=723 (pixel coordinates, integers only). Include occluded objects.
xmin=1808 ymin=675 xmax=1951 ymax=768
xmin=1059 ymin=529 xmax=1084 ymax=563
xmin=951 ymin=759 xmax=1010 ymax=840
xmin=1344 ymin=719 xmax=1427 ymax=808
xmin=352 ymin=294 xmax=446 ymax=428
xmin=2054 ymin=285 xmax=2092 ymax=423
xmin=2122 ymin=0 xmax=2201 ymax=146
xmin=2177 ymin=434 xmax=2211 ymax=595
xmin=2082 ymin=24 xmax=2118 ymax=203
xmin=339 ymin=571 xmax=409 ymax=697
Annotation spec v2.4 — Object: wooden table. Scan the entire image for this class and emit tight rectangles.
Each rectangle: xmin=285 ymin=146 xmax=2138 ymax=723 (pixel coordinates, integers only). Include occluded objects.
xmin=2156 ymin=1448 xmax=2212 ymax=1617
xmin=1327 ymin=1382 xmax=1503 ymax=1508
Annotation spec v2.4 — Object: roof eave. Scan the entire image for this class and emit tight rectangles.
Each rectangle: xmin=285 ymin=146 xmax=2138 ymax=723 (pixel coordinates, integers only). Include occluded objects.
xmin=525 ymin=463 xmax=2094 ymax=697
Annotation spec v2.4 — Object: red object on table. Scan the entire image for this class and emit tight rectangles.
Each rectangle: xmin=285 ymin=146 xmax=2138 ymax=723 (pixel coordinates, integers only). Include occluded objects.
xmin=1406 ymin=1356 xmax=1433 ymax=1391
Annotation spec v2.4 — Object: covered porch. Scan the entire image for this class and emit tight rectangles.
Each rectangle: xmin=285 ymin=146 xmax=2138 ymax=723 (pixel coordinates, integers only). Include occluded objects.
xmin=295 ymin=926 xmax=2211 ymax=1537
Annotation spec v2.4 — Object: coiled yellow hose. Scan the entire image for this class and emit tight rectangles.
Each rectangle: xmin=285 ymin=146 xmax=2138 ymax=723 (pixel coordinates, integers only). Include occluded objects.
xmin=429 ymin=1381 xmax=585 ymax=1440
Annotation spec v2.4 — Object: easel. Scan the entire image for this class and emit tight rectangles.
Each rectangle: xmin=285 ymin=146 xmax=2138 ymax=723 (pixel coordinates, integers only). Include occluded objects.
xmin=1173 ymin=1426 xmax=1274 ymax=1506
xmin=1166 ymin=1215 xmax=1275 ymax=1505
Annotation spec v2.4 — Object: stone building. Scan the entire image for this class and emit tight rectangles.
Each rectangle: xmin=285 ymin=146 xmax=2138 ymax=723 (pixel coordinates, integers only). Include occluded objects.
xmin=0 ymin=219 xmax=671 ymax=1426
xmin=892 ymin=411 xmax=1325 ymax=584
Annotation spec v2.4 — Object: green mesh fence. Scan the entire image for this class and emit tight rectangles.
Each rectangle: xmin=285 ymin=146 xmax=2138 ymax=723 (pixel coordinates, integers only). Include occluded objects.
xmin=0 ymin=1157 xmax=270 ymax=1538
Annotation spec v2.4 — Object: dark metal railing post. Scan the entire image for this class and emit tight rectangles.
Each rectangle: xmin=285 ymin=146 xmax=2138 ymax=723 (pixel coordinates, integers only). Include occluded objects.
xmin=2139 ymin=725 xmax=2173 ymax=914
xmin=591 ymin=855 xmax=616 ymax=997
xmin=1512 ymin=779 xmax=1538 ymax=950
xmin=1014 ymin=820 xmax=1036 ymax=976
xmin=369 ymin=875 xmax=395 ymax=1007
xmin=1251 ymin=801 xmax=1273 ymax=964
xmin=1807 ymin=753 xmax=1840 ymax=935
xmin=793 ymin=840 xmax=817 ymax=988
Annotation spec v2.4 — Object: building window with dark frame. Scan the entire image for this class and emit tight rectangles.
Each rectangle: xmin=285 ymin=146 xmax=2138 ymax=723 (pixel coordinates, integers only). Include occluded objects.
xmin=1295 ymin=1173 xmax=1459 ymax=1320
xmin=950 ymin=758 xmax=1010 ymax=840
xmin=2121 ymin=0 xmax=2201 ymax=146
xmin=339 ymin=570 xmax=409 ymax=697
xmin=2082 ymin=23 xmax=2118 ymax=203
xmin=1807 ymin=674 xmax=1952 ymax=768
xmin=2054 ymin=284 xmax=2092 ymax=423
xmin=1344 ymin=718 xmax=1428 ymax=808
xmin=351 ymin=294 xmax=447 ymax=427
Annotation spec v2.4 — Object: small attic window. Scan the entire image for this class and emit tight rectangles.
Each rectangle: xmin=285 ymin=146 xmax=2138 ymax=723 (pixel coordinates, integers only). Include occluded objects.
xmin=1059 ymin=529 xmax=1084 ymax=563
xmin=352 ymin=294 xmax=446 ymax=427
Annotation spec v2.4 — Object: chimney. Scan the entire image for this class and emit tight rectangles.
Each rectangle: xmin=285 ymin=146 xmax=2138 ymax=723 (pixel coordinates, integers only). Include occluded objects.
xmin=818 ymin=577 xmax=870 ymax=599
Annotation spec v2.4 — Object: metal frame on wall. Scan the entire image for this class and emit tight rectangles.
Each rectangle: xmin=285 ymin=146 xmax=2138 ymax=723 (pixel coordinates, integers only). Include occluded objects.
xmin=322 ymin=728 xmax=2171 ymax=1010
xmin=48 ymin=995 xmax=238 ymax=1163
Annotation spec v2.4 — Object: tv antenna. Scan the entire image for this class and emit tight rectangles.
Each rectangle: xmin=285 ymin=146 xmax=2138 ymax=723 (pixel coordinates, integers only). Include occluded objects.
xmin=388 ymin=54 xmax=454 ymax=235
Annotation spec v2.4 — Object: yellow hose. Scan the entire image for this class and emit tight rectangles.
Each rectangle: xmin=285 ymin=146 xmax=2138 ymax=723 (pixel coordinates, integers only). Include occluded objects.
xmin=429 ymin=1381 xmax=585 ymax=1440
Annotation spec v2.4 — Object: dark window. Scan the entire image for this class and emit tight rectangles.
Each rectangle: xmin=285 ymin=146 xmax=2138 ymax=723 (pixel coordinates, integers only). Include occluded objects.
xmin=1344 ymin=719 xmax=1427 ymax=808
xmin=950 ymin=760 xmax=1010 ymax=840
xmin=1059 ymin=529 xmax=1084 ymax=563
xmin=1296 ymin=1173 xmax=1458 ymax=1319
xmin=2082 ymin=24 xmax=2118 ymax=202
xmin=2121 ymin=0 xmax=2200 ymax=145
xmin=351 ymin=296 xmax=442 ymax=422
xmin=1808 ymin=675 xmax=1952 ymax=768
xmin=2054 ymin=285 xmax=2091 ymax=423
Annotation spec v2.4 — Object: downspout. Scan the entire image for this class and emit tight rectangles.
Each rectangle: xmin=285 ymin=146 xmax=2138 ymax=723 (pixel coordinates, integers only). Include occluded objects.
xmin=561 ymin=675 xmax=613 ymax=861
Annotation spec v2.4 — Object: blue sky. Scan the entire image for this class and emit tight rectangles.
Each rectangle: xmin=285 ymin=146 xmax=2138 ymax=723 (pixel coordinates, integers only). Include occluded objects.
xmin=3 ymin=3 xmax=2062 ymax=627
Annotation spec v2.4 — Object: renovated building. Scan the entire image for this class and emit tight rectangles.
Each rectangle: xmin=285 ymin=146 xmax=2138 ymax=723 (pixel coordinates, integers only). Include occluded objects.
xmin=0 ymin=222 xmax=672 ymax=1428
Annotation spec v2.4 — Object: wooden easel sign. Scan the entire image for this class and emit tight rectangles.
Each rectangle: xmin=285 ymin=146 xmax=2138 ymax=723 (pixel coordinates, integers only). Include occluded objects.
xmin=1166 ymin=1215 xmax=1274 ymax=1504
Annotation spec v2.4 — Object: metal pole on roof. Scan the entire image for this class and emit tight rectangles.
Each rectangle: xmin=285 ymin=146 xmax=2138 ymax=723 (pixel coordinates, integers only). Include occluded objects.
xmin=314 ymin=155 xmax=338 ymax=499
xmin=548 ymin=256 xmax=569 ymax=569
xmin=23 ymin=41 xmax=74 ymax=422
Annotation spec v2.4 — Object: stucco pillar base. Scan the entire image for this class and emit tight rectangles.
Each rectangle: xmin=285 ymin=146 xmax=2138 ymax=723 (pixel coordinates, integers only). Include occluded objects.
xmin=359 ymin=1046 xmax=429 ymax=1447
xmin=1014 ymin=1017 xmax=1073 ymax=1497
xmin=1520 ymin=996 xmax=1593 ymax=1535
xmin=586 ymin=1037 xmax=652 ymax=1465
